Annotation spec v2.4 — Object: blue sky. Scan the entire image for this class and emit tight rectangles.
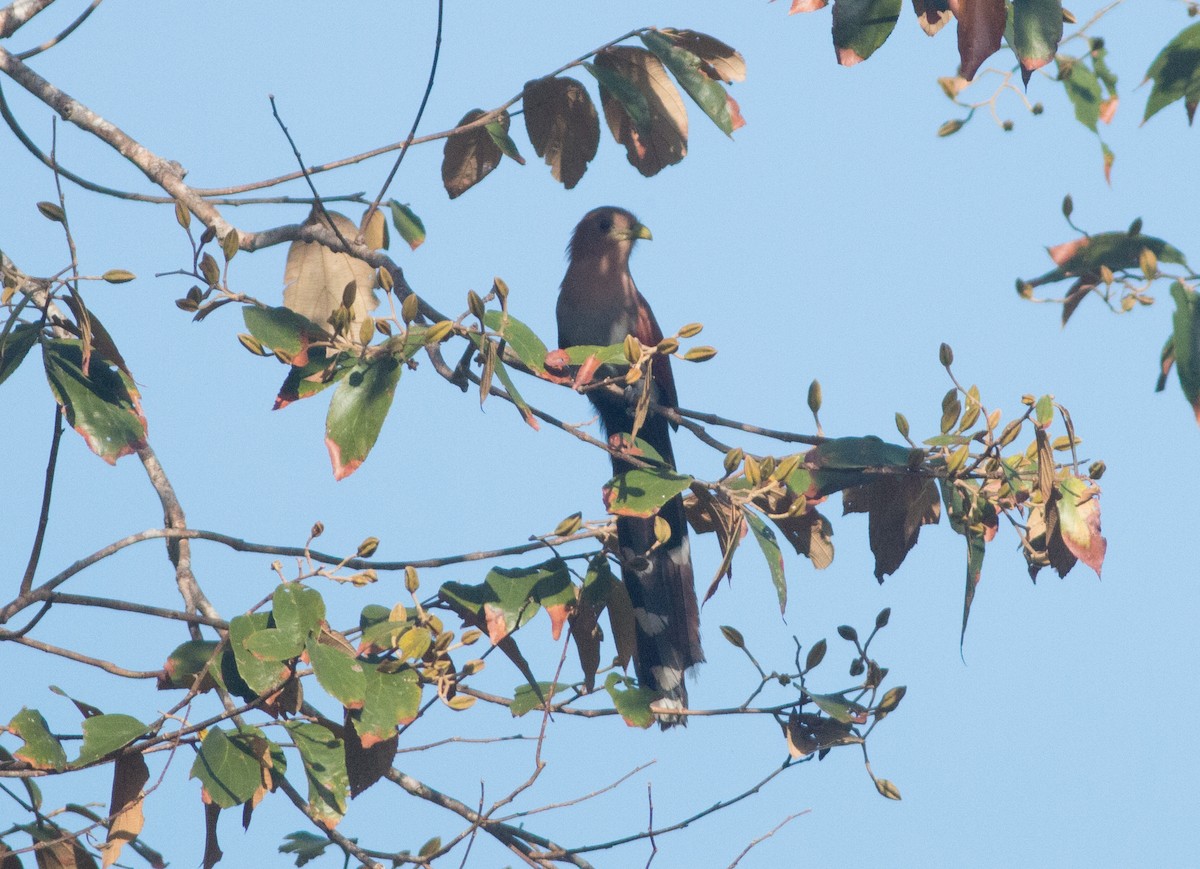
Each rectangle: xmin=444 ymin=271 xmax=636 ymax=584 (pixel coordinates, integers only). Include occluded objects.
xmin=3 ymin=2 xmax=1198 ymax=867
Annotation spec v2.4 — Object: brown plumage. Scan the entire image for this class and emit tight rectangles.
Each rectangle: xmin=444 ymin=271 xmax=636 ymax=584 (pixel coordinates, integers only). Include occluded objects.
xmin=557 ymin=206 xmax=703 ymax=728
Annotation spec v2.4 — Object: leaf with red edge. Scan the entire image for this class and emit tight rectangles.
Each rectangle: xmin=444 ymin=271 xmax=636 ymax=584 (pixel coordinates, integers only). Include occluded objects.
xmin=1143 ymin=21 xmax=1200 ymax=125
xmin=523 ymin=76 xmax=599 ymax=189
xmin=605 ymin=467 xmax=694 ymax=518
xmin=832 ymin=0 xmax=902 ymax=67
xmin=947 ymin=0 xmax=1006 ymax=80
xmin=351 ymin=666 xmax=421 ymax=749
xmin=284 ymin=722 xmax=348 ymax=827
xmin=1056 ymin=476 xmax=1106 ymax=576
xmin=43 ymin=339 xmax=146 ymax=464
xmin=325 ymin=352 xmax=402 ymax=480
xmin=641 ymin=30 xmax=744 ymax=135
xmin=6 ymin=708 xmax=67 ymax=771
xmin=343 ymin=707 xmax=396 ymax=797
xmin=588 ymin=47 xmax=688 ymax=177
xmin=657 ymin=29 xmax=746 ymax=83
xmin=1011 ymin=0 xmax=1063 ymax=83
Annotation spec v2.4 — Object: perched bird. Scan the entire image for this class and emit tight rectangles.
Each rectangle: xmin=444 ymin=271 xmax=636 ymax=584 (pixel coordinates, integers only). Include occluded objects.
xmin=557 ymin=206 xmax=703 ymax=727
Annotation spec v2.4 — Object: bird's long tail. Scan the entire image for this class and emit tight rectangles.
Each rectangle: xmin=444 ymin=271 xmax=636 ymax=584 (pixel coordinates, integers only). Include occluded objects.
xmin=607 ymin=418 xmax=703 ymax=729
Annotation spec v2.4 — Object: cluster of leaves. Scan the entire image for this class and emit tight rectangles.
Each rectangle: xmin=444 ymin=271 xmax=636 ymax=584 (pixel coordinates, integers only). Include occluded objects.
xmin=443 ymin=28 xmax=745 ymax=196
xmin=1017 ymin=197 xmax=1200 ymax=423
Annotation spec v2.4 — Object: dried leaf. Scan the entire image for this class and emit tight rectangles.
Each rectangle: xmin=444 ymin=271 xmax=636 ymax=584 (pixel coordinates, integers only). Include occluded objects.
xmin=442 ymin=109 xmax=505 ymax=198
xmin=947 ymin=0 xmax=1006 ymax=80
xmin=589 ymin=47 xmax=688 ymax=177
xmin=283 ymin=209 xmax=378 ymax=334
xmin=523 ymin=77 xmax=599 ymax=189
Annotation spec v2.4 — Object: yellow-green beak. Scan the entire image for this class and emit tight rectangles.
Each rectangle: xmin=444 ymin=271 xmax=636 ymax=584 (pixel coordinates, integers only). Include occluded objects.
xmin=615 ymin=222 xmax=652 ymax=242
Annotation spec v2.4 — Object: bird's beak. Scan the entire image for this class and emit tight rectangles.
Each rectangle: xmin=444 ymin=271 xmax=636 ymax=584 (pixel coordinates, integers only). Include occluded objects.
xmin=614 ymin=222 xmax=652 ymax=243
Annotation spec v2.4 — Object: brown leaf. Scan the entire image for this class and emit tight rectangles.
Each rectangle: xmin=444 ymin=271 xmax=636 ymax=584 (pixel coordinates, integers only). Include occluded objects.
xmin=594 ymin=47 xmax=688 ymax=177
xmin=544 ymin=603 xmax=569 ymax=641
xmin=912 ymin=0 xmax=952 ymax=35
xmin=659 ymin=29 xmax=747 ymax=82
xmin=283 ymin=208 xmax=378 ymax=333
xmin=343 ymin=709 xmax=396 ymax=798
xmin=568 ymin=586 xmax=603 ymax=691
xmin=603 ymin=576 xmax=638 ymax=670
xmin=202 ymin=802 xmax=222 ymax=869
xmin=101 ymin=754 xmax=149 ymax=868
xmin=843 ymin=477 xmax=940 ymax=581
xmin=441 ymin=109 xmax=504 ymax=198
xmin=523 ymin=77 xmax=599 ymax=189
xmin=947 ymin=0 xmax=1005 ymax=80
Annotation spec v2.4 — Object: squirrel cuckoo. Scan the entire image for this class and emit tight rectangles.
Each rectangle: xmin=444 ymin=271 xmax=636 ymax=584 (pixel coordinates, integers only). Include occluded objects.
xmin=557 ymin=206 xmax=703 ymax=728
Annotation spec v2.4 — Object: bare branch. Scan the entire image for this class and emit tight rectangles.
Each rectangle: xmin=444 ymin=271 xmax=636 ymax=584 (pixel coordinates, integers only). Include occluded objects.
xmin=14 ymin=0 xmax=102 ymax=59
xmin=0 ymin=0 xmax=57 ymax=40
xmin=5 ymin=634 xmax=161 ymax=679
xmin=19 ymin=405 xmax=63 ymax=595
xmin=725 ymin=811 xmax=810 ymax=868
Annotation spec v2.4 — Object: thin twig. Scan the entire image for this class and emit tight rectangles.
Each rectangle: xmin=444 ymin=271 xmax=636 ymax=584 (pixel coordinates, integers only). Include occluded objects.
xmin=268 ymin=95 xmax=350 ymax=250
xmin=19 ymin=405 xmax=63 ymax=595
xmin=15 ymin=0 xmax=103 ymax=59
xmin=724 ymin=811 xmax=809 ymax=868
xmin=4 ymin=635 xmax=161 ymax=679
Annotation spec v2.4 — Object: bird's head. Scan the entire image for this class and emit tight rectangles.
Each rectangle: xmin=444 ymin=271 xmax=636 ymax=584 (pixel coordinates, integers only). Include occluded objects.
xmin=567 ymin=206 xmax=652 ymax=264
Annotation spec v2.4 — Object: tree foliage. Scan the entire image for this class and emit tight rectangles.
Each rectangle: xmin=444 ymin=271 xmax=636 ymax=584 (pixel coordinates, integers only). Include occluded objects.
xmin=0 ymin=1 xmax=1192 ymax=866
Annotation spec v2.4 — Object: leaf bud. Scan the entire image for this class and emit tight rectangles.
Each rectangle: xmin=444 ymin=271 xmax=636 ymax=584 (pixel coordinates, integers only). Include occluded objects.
xmin=682 ymin=345 xmax=717 ymax=362
xmin=744 ymin=454 xmax=762 ymax=486
xmin=237 ymin=333 xmax=267 ymax=356
xmin=221 ymin=228 xmax=240 ymax=261
xmin=553 ymin=512 xmax=583 ymax=537
xmin=199 ymin=226 xmax=216 ymax=246
xmin=102 ymin=269 xmax=136 ymax=284
xmin=492 ymin=276 xmax=509 ymax=304
xmin=807 ymin=379 xmax=822 ymax=414
xmin=623 ymin=334 xmax=643 ymax=364
xmin=937 ymin=119 xmax=964 ymax=137
xmin=199 ymin=253 xmax=220 ymax=287
xmin=719 ymin=625 xmax=745 ymax=648
xmin=175 ymin=201 xmax=191 ymax=229
xmin=37 ymin=201 xmax=66 ymax=223
xmin=1016 ymin=280 xmax=1034 ymax=299
xmin=653 ymin=515 xmax=671 ymax=546
xmin=461 ymin=629 xmax=483 ymax=645
xmin=401 ymin=293 xmax=420 ymax=324
xmin=1088 ymin=460 xmax=1106 ymax=480
xmin=875 ymin=607 xmax=891 ymax=629
xmin=1128 ymin=217 xmax=1143 ymax=236
xmin=805 ymin=638 xmax=827 ymax=671
xmin=341 ymin=280 xmax=358 ymax=310
xmin=1061 ymin=194 xmax=1074 ymax=218
xmin=424 ymin=320 xmax=455 ymax=344
xmin=1002 ymin=119 xmax=1014 ymax=131
xmin=405 ymin=565 xmax=420 ymax=593
xmin=656 ymin=337 xmax=679 ymax=355
xmin=310 ymin=521 xmax=325 ymax=538
xmin=357 ymin=536 xmax=380 ymax=558
xmin=467 ymin=289 xmax=486 ymax=321
xmin=723 ymin=447 xmax=744 ymax=476
xmin=849 ymin=658 xmax=865 ymax=676
xmin=895 ymin=412 xmax=910 ymax=439
xmin=677 ymin=322 xmax=704 ymax=338
xmin=1138 ymin=247 xmax=1158 ymax=278
xmin=837 ymin=624 xmax=858 ymax=642
xmin=938 ymin=342 xmax=954 ymax=367
xmin=1031 ymin=102 xmax=1044 ymax=115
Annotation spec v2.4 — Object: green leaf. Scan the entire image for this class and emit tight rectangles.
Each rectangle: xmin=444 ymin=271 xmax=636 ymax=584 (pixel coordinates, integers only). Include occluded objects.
xmin=0 ymin=322 xmax=39 ymax=386
xmin=439 ymin=560 xmax=572 ymax=643
xmin=1170 ymin=282 xmax=1200 ymax=423
xmin=1143 ymin=21 xmax=1200 ymax=124
xmin=243 ymin=627 xmax=304 ymax=662
xmin=272 ymin=583 xmax=325 ymax=647
xmin=562 ymin=342 xmax=629 ymax=367
xmin=603 ymin=673 xmax=657 ymax=729
xmin=1057 ymin=56 xmax=1101 ymax=132
xmin=72 ymin=714 xmax=148 ymax=767
xmin=352 ymin=666 xmax=421 ymax=748
xmin=325 ymin=352 xmax=403 ymax=480
xmin=387 ymin=200 xmax=426 ymax=250
xmin=485 ymin=120 xmax=526 ymax=165
xmin=806 ymin=435 xmax=911 ymax=469
xmin=510 ymin=682 xmax=571 ymax=717
xmin=1011 ymin=0 xmax=1063 ymax=80
xmin=243 ymin=305 xmax=325 ymax=355
xmin=641 ymin=30 xmax=742 ymax=135
xmin=279 ymin=831 xmax=331 ymax=867
xmin=190 ymin=727 xmax=267 ymax=808
xmin=832 ymin=0 xmax=902 ymax=66
xmin=744 ymin=509 xmax=787 ymax=613
xmin=7 ymin=708 xmax=67 ymax=771
xmin=585 ymin=61 xmax=652 ymax=130
xmin=229 ymin=613 xmax=290 ymax=696
xmin=483 ymin=310 xmax=549 ymax=375
xmin=42 ymin=339 xmax=145 ymax=464
xmin=283 ymin=722 xmax=348 ymax=826
xmin=306 ymin=636 xmax=367 ymax=709
xmin=605 ymin=467 xmax=693 ymax=518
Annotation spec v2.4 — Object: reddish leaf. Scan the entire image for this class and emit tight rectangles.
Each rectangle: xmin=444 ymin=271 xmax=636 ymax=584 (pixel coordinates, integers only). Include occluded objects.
xmin=833 ymin=0 xmax=902 ymax=67
xmin=789 ymin=0 xmax=829 ymax=11
xmin=843 ymin=476 xmax=940 ymax=581
xmin=947 ymin=0 xmax=1006 ymax=80
xmin=1056 ymin=476 xmax=1106 ymax=576
xmin=1011 ymin=0 xmax=1063 ymax=82
xmin=589 ymin=47 xmax=688 ymax=177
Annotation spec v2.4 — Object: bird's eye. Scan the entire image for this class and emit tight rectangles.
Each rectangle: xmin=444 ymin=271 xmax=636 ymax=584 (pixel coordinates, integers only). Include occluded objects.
xmin=598 ymin=218 xmax=612 ymax=232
